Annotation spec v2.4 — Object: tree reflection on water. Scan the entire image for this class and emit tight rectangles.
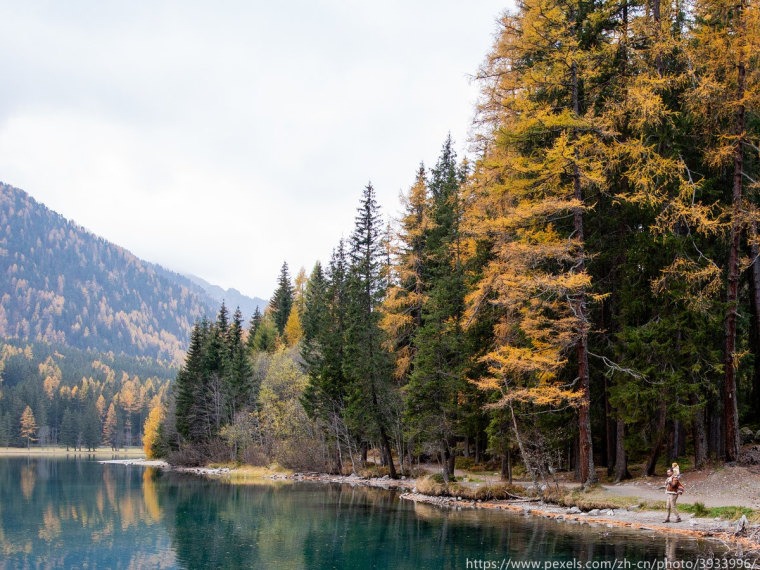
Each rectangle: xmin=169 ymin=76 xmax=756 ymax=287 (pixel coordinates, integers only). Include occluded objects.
xmin=0 ymin=458 xmax=730 ymax=569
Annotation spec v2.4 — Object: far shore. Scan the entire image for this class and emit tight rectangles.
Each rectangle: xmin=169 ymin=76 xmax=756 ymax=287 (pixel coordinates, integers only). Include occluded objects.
xmin=0 ymin=445 xmax=146 ymax=457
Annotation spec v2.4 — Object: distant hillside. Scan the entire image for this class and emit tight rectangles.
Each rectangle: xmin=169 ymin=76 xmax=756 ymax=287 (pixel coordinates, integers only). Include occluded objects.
xmin=0 ymin=182 xmax=245 ymax=365
xmin=185 ymin=274 xmax=267 ymax=322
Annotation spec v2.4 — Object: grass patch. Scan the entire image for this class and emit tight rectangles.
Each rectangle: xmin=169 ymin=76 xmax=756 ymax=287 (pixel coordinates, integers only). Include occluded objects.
xmin=679 ymin=502 xmax=757 ymax=521
xmin=230 ymin=465 xmax=290 ymax=478
xmin=415 ymin=475 xmax=532 ymax=501
xmin=681 ymin=501 xmax=710 ymax=517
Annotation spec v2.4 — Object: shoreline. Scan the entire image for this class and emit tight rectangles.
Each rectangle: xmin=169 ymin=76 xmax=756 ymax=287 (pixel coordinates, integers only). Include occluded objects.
xmin=400 ymin=491 xmax=760 ymax=556
xmin=0 ymin=446 xmax=145 ymax=457
xmin=99 ymin=458 xmax=760 ymax=555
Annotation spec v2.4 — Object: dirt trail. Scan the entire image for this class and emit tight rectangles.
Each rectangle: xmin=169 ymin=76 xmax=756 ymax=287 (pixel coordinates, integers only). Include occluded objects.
xmin=602 ymin=465 xmax=760 ymax=510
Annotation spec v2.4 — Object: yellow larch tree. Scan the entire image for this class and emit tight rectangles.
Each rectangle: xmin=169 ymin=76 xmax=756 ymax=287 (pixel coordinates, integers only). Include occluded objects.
xmin=380 ymin=165 xmax=431 ymax=381
xmin=39 ymin=356 xmax=61 ymax=399
xmin=142 ymin=403 xmax=164 ymax=459
xmin=20 ymin=405 xmax=37 ymax=448
xmin=466 ymin=0 xmax=609 ymax=486
xmin=685 ymin=0 xmax=760 ymax=461
xmin=283 ymin=306 xmax=303 ymax=347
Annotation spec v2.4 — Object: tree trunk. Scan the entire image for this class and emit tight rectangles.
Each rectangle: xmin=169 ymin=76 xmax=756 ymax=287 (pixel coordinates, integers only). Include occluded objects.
xmin=613 ymin=418 xmax=631 ymax=482
xmin=510 ymin=403 xmax=544 ymax=488
xmin=441 ymin=442 xmax=453 ymax=483
xmin=378 ymin=425 xmax=397 ymax=479
xmin=691 ymin=394 xmax=708 ymax=469
xmin=605 ymin=379 xmax=615 ymax=475
xmin=748 ymin=221 xmax=760 ymax=422
xmin=645 ymin=401 xmax=667 ymax=476
xmin=723 ymin=46 xmax=745 ymax=462
xmin=672 ymin=419 xmax=680 ymax=461
xmin=708 ymin=399 xmax=723 ymax=459
xmin=571 ymin=60 xmax=596 ymax=488
xmin=501 ymin=451 xmax=511 ymax=482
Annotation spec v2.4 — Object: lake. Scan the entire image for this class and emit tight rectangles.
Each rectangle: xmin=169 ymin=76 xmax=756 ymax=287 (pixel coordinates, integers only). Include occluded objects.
xmin=0 ymin=457 xmax=733 ymax=569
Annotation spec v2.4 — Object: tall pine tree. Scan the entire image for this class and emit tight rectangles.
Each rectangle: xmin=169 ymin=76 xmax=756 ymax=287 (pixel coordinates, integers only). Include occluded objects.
xmin=343 ymin=184 xmax=399 ymax=478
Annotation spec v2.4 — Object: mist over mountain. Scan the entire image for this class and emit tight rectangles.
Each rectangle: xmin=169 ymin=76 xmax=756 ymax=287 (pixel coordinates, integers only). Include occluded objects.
xmin=0 ymin=182 xmax=262 ymax=365
xmin=184 ymin=274 xmax=267 ymax=323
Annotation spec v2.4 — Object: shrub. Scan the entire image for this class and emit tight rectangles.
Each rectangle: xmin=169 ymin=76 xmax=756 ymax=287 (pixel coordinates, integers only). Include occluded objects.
xmin=167 ymin=439 xmax=230 ymax=467
xmin=359 ymin=464 xmax=391 ymax=478
xmin=241 ymin=444 xmax=270 ymax=467
xmin=416 ymin=475 xmax=449 ymax=496
xmin=455 ymin=457 xmax=475 ymax=470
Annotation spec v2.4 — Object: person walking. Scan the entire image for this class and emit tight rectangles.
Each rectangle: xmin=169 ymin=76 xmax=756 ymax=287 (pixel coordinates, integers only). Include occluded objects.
xmin=663 ymin=468 xmax=685 ymax=523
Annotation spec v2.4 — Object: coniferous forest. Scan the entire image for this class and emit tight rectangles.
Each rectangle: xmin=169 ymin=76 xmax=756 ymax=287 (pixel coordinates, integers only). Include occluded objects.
xmin=153 ymin=0 xmax=760 ymax=484
xmin=3 ymin=0 xmax=759 ymax=487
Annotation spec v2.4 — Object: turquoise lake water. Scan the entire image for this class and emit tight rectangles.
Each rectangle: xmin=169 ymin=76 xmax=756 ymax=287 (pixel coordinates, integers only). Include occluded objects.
xmin=0 ymin=457 xmax=733 ymax=569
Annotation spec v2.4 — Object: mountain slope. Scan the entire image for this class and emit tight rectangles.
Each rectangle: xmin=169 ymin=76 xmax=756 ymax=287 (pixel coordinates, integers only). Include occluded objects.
xmin=0 ymin=182 xmax=251 ymax=365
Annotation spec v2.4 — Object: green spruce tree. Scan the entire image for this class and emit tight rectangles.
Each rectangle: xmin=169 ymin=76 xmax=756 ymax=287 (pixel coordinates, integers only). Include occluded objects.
xmin=343 ymin=184 xmax=399 ymax=478
xmin=269 ymin=262 xmax=294 ymax=336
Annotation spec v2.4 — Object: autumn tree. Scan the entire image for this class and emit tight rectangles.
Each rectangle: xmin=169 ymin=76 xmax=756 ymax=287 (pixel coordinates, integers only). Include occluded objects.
xmin=39 ymin=356 xmax=61 ymax=399
xmin=20 ymin=405 xmax=37 ymax=448
xmin=686 ymin=0 xmax=760 ymax=461
xmin=381 ymin=165 xmax=430 ymax=385
xmin=143 ymin=403 xmax=164 ymax=459
xmin=283 ymin=306 xmax=303 ymax=347
xmin=466 ymin=0 xmax=613 ymax=485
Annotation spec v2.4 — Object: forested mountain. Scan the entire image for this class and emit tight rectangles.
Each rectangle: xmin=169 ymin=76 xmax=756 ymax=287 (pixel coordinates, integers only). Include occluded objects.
xmin=0 ymin=182 xmax=247 ymax=365
xmin=0 ymin=182 xmax=269 ymax=449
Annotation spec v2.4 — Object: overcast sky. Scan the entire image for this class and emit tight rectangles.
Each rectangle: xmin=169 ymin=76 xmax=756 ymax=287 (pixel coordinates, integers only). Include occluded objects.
xmin=0 ymin=1 xmax=506 ymax=299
